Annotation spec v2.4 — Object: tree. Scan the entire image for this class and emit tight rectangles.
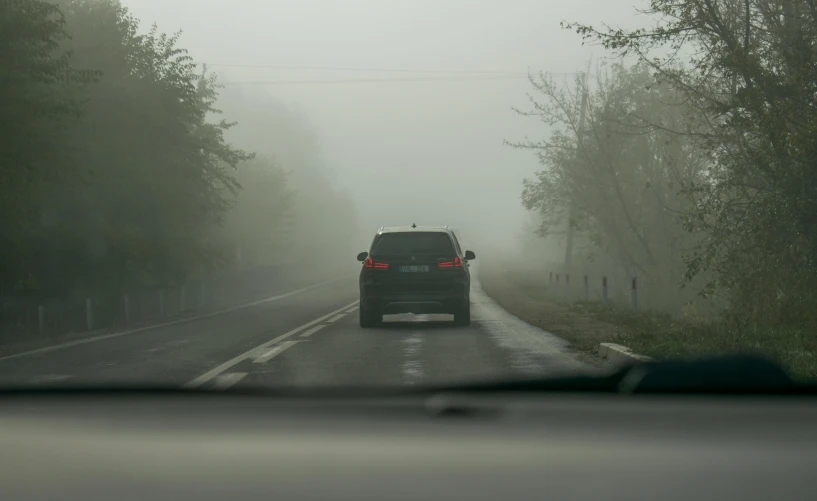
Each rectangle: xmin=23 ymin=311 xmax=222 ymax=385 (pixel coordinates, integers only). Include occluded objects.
xmin=512 ymin=63 xmax=711 ymax=310
xmin=217 ymin=84 xmax=359 ymax=264
xmin=215 ymin=155 xmax=294 ymax=268
xmin=0 ymin=0 xmax=92 ymax=290
xmin=1 ymin=0 xmax=325 ymax=300
xmin=565 ymin=0 xmax=817 ymax=324
xmin=40 ymin=0 xmax=251 ymax=289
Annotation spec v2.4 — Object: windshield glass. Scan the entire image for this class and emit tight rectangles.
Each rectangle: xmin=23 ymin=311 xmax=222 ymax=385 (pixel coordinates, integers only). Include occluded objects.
xmin=373 ymin=233 xmax=454 ymax=256
xmin=1 ymin=0 xmax=814 ymax=391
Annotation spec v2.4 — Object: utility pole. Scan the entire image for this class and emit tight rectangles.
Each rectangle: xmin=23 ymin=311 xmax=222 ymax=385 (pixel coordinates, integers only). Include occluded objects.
xmin=563 ymin=87 xmax=589 ymax=269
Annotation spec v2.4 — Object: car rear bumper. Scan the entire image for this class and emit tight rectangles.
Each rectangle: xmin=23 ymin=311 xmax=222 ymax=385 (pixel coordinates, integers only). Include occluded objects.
xmin=361 ymin=284 xmax=469 ymax=315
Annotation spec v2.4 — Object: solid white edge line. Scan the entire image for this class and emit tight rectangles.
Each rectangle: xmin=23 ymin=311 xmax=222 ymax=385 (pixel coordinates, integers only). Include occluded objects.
xmin=0 ymin=274 xmax=355 ymax=362
xmin=327 ymin=313 xmax=346 ymax=323
xmin=299 ymin=324 xmax=327 ymax=338
xmin=211 ymin=372 xmax=247 ymax=390
xmin=253 ymin=340 xmax=301 ymax=363
xmin=183 ymin=300 xmax=359 ymax=388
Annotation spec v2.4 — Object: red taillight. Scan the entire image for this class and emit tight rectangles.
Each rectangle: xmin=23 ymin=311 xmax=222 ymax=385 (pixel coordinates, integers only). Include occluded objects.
xmin=365 ymin=258 xmax=389 ymax=269
xmin=437 ymin=257 xmax=462 ymax=268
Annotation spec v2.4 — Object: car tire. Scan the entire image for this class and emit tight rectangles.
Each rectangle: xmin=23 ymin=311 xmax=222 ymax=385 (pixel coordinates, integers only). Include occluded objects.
xmin=454 ymin=302 xmax=470 ymax=326
xmin=360 ymin=304 xmax=380 ymax=328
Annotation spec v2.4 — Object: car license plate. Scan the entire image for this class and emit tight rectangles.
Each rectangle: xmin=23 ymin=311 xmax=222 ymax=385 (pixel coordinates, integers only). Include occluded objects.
xmin=399 ymin=265 xmax=429 ymax=273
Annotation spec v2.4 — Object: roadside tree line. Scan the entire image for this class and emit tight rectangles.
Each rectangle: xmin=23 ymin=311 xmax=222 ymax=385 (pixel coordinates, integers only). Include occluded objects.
xmin=1 ymin=0 xmax=356 ymax=299
xmin=515 ymin=0 xmax=817 ymax=327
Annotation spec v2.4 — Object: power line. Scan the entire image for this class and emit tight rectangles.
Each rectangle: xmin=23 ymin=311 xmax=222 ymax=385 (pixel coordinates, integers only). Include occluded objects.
xmin=197 ymin=62 xmax=528 ymax=76
xmin=198 ymin=61 xmax=587 ymax=76
xmin=222 ymin=75 xmax=531 ymax=86
xmin=194 ymin=61 xmax=588 ymax=86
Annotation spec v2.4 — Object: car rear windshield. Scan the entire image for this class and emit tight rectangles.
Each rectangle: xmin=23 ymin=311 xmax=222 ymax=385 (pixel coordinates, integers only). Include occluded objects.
xmin=372 ymin=232 xmax=455 ymax=256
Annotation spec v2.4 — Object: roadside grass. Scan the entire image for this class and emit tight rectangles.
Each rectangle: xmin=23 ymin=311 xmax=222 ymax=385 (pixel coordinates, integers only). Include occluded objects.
xmin=478 ymin=264 xmax=622 ymax=354
xmin=567 ymin=301 xmax=817 ymax=381
xmin=478 ymin=260 xmax=817 ymax=382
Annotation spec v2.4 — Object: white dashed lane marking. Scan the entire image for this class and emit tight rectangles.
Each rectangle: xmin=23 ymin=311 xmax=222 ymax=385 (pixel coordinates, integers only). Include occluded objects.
xmin=28 ymin=374 xmax=72 ymax=384
xmin=401 ymin=334 xmax=424 ymax=384
xmin=300 ymin=324 xmax=326 ymax=338
xmin=253 ymin=340 xmax=301 ymax=363
xmin=0 ymin=275 xmax=353 ymax=363
xmin=327 ymin=314 xmax=346 ymax=323
xmin=183 ymin=300 xmax=358 ymax=388
xmin=212 ymin=372 xmax=247 ymax=390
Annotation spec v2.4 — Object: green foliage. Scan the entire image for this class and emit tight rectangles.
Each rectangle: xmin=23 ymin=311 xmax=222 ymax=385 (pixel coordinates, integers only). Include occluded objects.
xmin=519 ymin=0 xmax=817 ymax=326
xmin=568 ymin=300 xmax=817 ymax=382
xmin=513 ymin=63 xmax=713 ymax=313
xmin=0 ymin=0 xmax=292 ymax=295
xmin=215 ymin=155 xmax=294 ymax=267
xmin=216 ymin=84 xmax=360 ymax=262
xmin=0 ymin=0 xmax=91 ymax=288
xmin=584 ymin=1 xmax=816 ymax=324
xmin=49 ymin=0 xmax=253 ymax=289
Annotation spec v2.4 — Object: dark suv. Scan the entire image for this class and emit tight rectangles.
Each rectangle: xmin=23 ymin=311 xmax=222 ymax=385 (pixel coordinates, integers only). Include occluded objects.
xmin=356 ymin=225 xmax=476 ymax=328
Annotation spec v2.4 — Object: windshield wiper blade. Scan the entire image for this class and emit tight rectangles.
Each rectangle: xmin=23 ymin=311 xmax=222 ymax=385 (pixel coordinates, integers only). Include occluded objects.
xmin=0 ymin=356 xmax=809 ymax=398
xmin=428 ymin=355 xmax=815 ymax=395
xmin=617 ymin=355 xmax=803 ymax=394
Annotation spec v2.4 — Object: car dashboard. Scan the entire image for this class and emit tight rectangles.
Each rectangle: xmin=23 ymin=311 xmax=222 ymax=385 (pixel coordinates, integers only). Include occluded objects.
xmin=0 ymin=390 xmax=815 ymax=501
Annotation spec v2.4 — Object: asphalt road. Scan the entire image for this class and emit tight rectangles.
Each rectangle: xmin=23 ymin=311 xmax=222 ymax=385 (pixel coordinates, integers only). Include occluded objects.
xmin=0 ymin=265 xmax=597 ymax=390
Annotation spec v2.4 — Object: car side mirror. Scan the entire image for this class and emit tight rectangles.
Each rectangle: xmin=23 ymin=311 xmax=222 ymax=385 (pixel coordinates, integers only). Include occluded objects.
xmin=464 ymin=250 xmax=476 ymax=261
xmin=357 ymin=252 xmax=369 ymax=262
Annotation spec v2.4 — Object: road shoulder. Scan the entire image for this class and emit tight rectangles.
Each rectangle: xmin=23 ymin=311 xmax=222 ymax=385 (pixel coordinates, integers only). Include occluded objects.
xmin=474 ymin=264 xmax=612 ymax=369
xmin=477 ymin=262 xmax=621 ymax=360
xmin=0 ymin=273 xmax=354 ymax=361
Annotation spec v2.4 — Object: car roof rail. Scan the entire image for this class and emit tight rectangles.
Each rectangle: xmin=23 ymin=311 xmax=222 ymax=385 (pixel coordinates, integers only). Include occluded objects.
xmin=377 ymin=225 xmax=450 ymax=232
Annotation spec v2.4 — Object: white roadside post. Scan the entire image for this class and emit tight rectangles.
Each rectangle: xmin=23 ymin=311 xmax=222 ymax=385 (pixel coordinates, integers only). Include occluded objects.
xmin=85 ymin=298 xmax=94 ymax=331
xmin=124 ymin=294 xmax=130 ymax=324
xmin=631 ymin=277 xmax=638 ymax=311
xmin=38 ymin=305 xmax=44 ymax=336
xmin=602 ymin=276 xmax=608 ymax=304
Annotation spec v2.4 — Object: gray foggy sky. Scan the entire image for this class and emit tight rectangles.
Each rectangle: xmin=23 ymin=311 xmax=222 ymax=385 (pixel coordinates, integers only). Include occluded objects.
xmin=121 ymin=0 xmax=648 ymax=250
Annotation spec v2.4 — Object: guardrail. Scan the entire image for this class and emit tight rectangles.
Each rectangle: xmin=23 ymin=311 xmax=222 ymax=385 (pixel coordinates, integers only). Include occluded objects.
xmin=0 ymin=264 xmax=293 ymax=345
xmin=548 ymin=271 xmax=641 ymax=311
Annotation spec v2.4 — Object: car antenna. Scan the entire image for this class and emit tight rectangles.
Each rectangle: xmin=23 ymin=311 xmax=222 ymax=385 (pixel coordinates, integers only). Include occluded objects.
xmin=411 ymin=223 xmax=416 ymax=228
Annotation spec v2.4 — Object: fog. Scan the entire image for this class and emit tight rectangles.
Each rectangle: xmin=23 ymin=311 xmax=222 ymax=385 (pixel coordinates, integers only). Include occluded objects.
xmin=10 ymin=0 xmax=809 ymax=328
xmin=120 ymin=0 xmax=645 ymax=252
xmin=4 ymin=0 xmax=817 ymax=379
